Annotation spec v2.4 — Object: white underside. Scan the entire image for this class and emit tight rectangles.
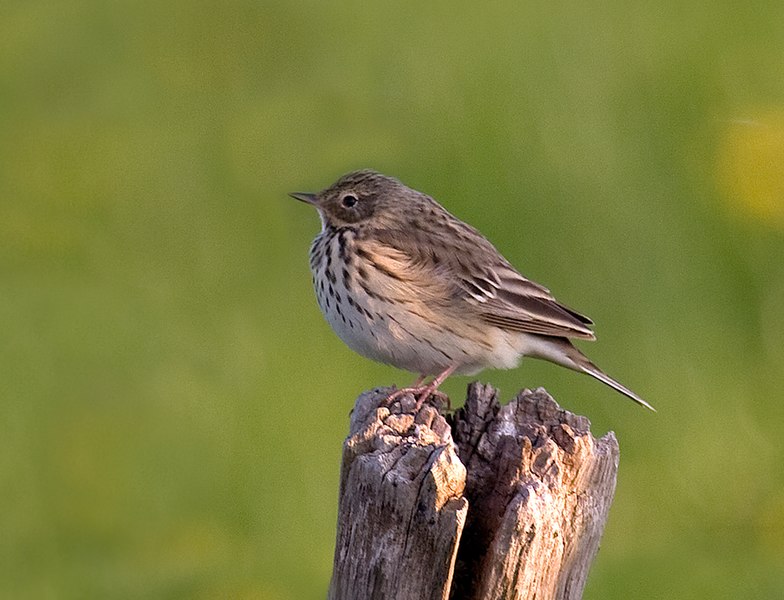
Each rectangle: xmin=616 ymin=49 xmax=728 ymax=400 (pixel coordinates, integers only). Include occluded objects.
xmin=322 ymin=295 xmax=576 ymax=376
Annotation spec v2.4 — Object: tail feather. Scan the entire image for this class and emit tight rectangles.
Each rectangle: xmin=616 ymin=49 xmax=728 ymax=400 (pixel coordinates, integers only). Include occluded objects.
xmin=528 ymin=336 xmax=656 ymax=411
xmin=578 ymin=362 xmax=656 ymax=412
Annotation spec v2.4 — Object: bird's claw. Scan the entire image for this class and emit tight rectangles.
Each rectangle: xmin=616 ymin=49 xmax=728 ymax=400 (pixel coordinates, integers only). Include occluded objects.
xmin=383 ymin=386 xmax=450 ymax=412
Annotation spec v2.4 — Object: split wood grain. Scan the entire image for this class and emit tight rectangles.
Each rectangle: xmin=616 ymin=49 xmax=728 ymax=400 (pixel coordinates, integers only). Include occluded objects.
xmin=328 ymin=383 xmax=619 ymax=600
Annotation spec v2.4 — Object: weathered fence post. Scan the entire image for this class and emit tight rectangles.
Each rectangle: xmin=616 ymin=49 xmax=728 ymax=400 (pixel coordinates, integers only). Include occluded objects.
xmin=328 ymin=382 xmax=620 ymax=600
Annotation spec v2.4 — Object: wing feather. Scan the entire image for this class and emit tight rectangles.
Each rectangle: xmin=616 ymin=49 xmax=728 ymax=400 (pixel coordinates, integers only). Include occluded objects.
xmin=368 ymin=216 xmax=596 ymax=341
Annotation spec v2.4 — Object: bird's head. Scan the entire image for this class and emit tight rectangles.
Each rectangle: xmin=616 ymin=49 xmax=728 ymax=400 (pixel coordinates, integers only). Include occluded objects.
xmin=290 ymin=170 xmax=421 ymax=230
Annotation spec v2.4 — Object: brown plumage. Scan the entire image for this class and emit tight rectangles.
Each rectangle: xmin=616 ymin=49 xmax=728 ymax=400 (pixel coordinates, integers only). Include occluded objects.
xmin=291 ymin=169 xmax=654 ymax=411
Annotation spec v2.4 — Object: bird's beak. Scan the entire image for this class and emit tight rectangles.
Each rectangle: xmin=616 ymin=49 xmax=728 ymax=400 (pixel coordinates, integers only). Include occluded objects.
xmin=289 ymin=192 xmax=318 ymax=205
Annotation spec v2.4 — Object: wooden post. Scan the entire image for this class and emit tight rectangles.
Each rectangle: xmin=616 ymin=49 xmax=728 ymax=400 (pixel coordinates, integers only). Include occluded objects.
xmin=328 ymin=382 xmax=620 ymax=600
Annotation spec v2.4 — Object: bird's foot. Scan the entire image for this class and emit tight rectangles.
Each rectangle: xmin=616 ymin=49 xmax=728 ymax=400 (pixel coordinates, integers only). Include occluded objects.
xmin=383 ymin=366 xmax=457 ymax=412
xmin=383 ymin=381 xmax=451 ymax=411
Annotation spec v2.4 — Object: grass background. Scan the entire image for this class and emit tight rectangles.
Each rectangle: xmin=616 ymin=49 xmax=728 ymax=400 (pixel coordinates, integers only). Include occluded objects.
xmin=2 ymin=1 xmax=784 ymax=598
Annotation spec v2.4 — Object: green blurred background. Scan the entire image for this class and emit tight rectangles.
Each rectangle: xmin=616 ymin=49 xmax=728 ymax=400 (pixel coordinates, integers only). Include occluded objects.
xmin=3 ymin=1 xmax=784 ymax=598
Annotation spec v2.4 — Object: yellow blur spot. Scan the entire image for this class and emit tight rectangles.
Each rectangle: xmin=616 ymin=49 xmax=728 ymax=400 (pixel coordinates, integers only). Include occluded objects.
xmin=716 ymin=110 xmax=784 ymax=228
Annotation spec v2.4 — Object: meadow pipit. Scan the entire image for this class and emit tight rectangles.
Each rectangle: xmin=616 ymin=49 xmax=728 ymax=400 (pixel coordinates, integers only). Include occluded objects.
xmin=291 ymin=170 xmax=654 ymax=411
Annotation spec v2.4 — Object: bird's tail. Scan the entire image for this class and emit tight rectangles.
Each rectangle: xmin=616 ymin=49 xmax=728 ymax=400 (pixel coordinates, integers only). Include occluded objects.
xmin=530 ymin=337 xmax=656 ymax=411
xmin=577 ymin=360 xmax=656 ymax=411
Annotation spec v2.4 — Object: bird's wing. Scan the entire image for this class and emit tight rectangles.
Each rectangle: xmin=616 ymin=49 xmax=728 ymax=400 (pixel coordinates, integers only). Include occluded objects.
xmin=465 ymin=260 xmax=596 ymax=340
xmin=371 ymin=225 xmax=596 ymax=340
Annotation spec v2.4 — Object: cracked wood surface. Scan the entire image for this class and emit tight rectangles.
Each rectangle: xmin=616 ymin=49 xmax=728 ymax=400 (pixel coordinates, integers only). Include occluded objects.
xmin=328 ymin=383 xmax=619 ymax=600
xmin=450 ymin=384 xmax=620 ymax=600
xmin=328 ymin=388 xmax=467 ymax=600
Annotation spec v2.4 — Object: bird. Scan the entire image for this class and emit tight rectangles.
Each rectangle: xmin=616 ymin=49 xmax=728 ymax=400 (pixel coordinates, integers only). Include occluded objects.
xmin=290 ymin=169 xmax=654 ymax=411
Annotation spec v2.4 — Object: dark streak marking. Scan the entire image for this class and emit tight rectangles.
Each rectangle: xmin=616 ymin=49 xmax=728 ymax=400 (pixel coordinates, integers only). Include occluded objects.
xmin=369 ymin=258 xmax=405 ymax=282
xmin=385 ymin=314 xmax=452 ymax=362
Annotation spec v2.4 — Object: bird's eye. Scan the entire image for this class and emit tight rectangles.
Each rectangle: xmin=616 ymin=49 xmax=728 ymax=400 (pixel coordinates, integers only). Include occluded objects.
xmin=341 ymin=194 xmax=358 ymax=208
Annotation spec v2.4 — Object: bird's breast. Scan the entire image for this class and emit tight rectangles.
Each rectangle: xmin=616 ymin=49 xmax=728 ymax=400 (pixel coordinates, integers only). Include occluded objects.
xmin=308 ymin=228 xmax=528 ymax=376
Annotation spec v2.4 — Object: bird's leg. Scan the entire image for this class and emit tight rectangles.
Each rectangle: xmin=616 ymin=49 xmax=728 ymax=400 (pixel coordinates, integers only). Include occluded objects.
xmin=383 ymin=367 xmax=456 ymax=410
xmin=414 ymin=365 xmax=456 ymax=409
xmin=411 ymin=374 xmax=426 ymax=387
